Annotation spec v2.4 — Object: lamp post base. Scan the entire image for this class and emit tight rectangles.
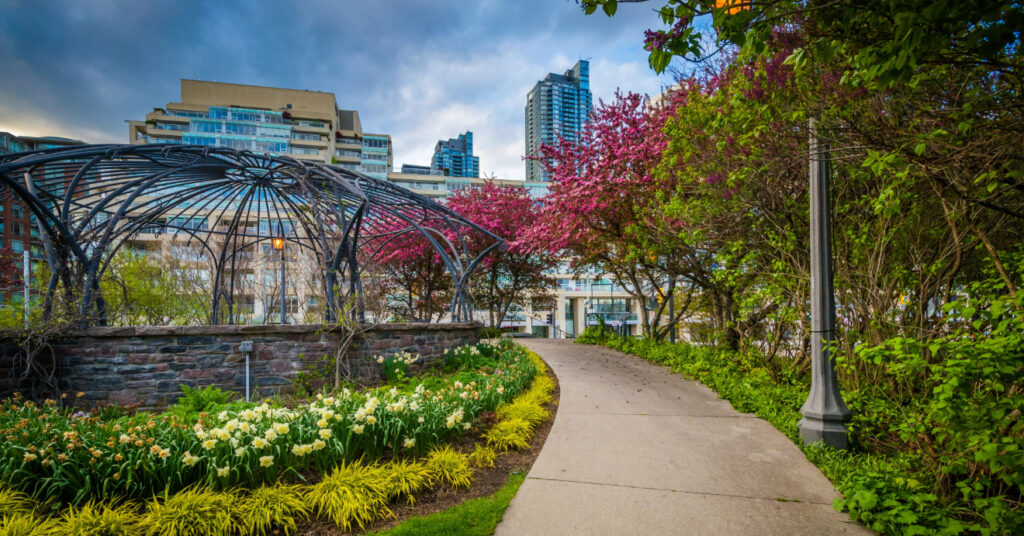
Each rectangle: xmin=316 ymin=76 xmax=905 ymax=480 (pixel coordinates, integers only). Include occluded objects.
xmin=798 ymin=415 xmax=849 ymax=449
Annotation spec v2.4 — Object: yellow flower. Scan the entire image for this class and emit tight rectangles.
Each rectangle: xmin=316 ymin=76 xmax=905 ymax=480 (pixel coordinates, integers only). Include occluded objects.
xmin=259 ymin=455 xmax=273 ymax=467
xmin=316 ymin=419 xmax=328 ymax=428
xmin=291 ymin=444 xmax=313 ymax=456
xmin=91 ymin=449 xmax=102 ymax=458
xmin=118 ymin=434 xmax=130 ymax=444
xmin=214 ymin=428 xmax=230 ymax=441
xmin=365 ymin=415 xmax=377 ymax=425
xmin=114 ymin=453 xmax=123 ymax=462
xmin=182 ymin=451 xmax=199 ymax=466
xmin=235 ymin=447 xmax=245 ymax=457
xmin=273 ymin=423 xmax=289 ymax=435
xmin=417 ymin=416 xmax=425 ymax=424
xmin=264 ymin=429 xmax=278 ymax=441
xmin=113 ymin=472 xmax=120 ymax=480
xmin=150 ymin=445 xmax=162 ymax=456
xmin=352 ymin=424 xmax=365 ymax=435
xmin=202 ymin=439 xmax=217 ymax=450
xmin=312 ymin=439 xmax=326 ymax=451
xmin=318 ymin=429 xmax=331 ymax=439
xmin=403 ymin=438 xmax=415 ymax=448
xmin=159 ymin=448 xmax=170 ymax=459
xmin=22 ymin=453 xmax=37 ymax=462
xmin=217 ymin=466 xmax=230 ymax=477
xmin=251 ymin=437 xmax=268 ymax=449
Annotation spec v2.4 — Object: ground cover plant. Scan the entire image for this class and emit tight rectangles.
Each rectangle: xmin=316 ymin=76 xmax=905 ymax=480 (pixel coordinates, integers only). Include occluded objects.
xmin=0 ymin=340 xmax=556 ymax=534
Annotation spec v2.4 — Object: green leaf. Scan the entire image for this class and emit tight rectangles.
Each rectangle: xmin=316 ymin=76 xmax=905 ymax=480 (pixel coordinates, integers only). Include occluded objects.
xmin=914 ymin=142 xmax=926 ymax=156
xmin=602 ymin=0 xmax=617 ymax=16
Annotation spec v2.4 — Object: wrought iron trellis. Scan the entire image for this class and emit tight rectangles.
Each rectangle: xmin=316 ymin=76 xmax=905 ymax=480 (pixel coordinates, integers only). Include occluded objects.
xmin=0 ymin=144 xmax=502 ymax=326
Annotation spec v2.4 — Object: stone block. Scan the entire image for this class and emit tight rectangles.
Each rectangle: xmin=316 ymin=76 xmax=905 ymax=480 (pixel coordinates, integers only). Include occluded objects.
xmin=196 ymin=355 xmax=225 ymax=368
xmin=158 ymin=345 xmax=187 ymax=354
xmin=91 ymin=376 xmax=125 ymax=390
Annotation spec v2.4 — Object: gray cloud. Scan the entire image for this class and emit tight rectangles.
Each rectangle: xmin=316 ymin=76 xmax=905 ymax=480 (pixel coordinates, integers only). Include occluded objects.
xmin=0 ymin=0 xmax=673 ymax=178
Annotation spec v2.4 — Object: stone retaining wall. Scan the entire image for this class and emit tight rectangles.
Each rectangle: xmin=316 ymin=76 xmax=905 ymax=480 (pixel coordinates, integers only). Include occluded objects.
xmin=0 ymin=323 xmax=480 ymax=409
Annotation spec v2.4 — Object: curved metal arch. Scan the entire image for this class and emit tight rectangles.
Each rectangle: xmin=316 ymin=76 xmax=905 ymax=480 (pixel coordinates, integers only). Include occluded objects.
xmin=0 ymin=144 xmax=503 ymax=326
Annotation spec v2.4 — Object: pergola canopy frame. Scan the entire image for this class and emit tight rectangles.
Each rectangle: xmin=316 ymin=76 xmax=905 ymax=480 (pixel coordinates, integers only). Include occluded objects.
xmin=0 ymin=144 xmax=501 ymax=326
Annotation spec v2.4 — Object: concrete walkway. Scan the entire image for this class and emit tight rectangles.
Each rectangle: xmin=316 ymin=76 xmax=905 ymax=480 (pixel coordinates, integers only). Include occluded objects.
xmin=495 ymin=339 xmax=871 ymax=536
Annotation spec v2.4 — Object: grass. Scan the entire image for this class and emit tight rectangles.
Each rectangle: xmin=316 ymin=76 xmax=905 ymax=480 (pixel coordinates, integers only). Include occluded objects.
xmin=367 ymin=471 xmax=527 ymax=536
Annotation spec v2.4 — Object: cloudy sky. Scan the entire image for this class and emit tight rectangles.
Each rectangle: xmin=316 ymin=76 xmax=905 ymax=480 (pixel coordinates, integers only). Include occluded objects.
xmin=0 ymin=0 xmax=675 ymax=179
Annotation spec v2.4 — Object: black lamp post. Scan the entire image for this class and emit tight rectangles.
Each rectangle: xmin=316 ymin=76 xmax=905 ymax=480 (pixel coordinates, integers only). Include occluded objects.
xmin=272 ymin=234 xmax=286 ymax=325
xmin=798 ymin=118 xmax=852 ymax=449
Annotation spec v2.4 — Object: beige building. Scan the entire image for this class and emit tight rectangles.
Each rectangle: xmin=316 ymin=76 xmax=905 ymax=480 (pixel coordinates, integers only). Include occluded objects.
xmin=128 ymin=79 xmax=392 ymax=179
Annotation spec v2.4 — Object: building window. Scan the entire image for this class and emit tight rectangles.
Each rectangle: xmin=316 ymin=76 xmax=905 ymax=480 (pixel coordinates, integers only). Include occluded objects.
xmin=11 ymin=240 xmax=23 ymax=254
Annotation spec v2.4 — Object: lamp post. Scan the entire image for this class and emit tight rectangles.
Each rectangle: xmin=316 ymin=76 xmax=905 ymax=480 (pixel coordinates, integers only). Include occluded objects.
xmin=798 ymin=118 xmax=851 ymax=449
xmin=272 ymin=235 xmax=286 ymax=325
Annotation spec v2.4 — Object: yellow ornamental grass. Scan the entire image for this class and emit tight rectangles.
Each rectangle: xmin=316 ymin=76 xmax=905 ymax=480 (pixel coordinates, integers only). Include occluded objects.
xmin=496 ymin=401 xmax=549 ymax=429
xmin=425 ymin=446 xmax=473 ymax=489
xmin=486 ymin=418 xmax=533 ymax=451
xmin=383 ymin=460 xmax=432 ymax=504
xmin=58 ymin=501 xmax=138 ymax=536
xmin=236 ymin=483 xmax=310 ymax=536
xmin=139 ymin=487 xmax=239 ymax=536
xmin=0 ymin=489 xmax=34 ymax=517
xmin=0 ymin=513 xmax=59 ymax=536
xmin=470 ymin=444 xmax=497 ymax=468
xmin=304 ymin=461 xmax=393 ymax=531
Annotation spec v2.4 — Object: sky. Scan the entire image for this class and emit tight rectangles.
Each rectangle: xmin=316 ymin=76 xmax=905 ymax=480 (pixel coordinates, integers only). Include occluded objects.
xmin=0 ymin=0 xmax=676 ymax=180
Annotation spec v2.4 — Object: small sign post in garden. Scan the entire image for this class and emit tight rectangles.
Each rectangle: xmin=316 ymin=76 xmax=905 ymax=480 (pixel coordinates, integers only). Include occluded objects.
xmin=798 ymin=119 xmax=852 ymax=449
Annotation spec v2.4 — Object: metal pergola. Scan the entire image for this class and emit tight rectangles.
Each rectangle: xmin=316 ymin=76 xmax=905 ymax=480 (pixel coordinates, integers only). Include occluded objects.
xmin=0 ymin=144 xmax=501 ymax=326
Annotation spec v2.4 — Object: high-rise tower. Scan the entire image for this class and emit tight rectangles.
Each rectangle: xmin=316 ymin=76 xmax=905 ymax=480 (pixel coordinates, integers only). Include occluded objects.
xmin=525 ymin=60 xmax=592 ymax=181
xmin=431 ymin=131 xmax=479 ymax=178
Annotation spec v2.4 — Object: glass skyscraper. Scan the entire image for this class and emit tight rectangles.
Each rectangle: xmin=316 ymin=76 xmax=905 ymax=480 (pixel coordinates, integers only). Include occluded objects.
xmin=431 ymin=131 xmax=479 ymax=178
xmin=525 ymin=60 xmax=592 ymax=181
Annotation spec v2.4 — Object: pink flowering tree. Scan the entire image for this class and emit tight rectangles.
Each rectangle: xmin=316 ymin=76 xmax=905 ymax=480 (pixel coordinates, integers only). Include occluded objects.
xmin=447 ymin=182 xmax=557 ymax=329
xmin=526 ymin=91 xmax=695 ymax=340
xmin=364 ymin=219 xmax=452 ymax=322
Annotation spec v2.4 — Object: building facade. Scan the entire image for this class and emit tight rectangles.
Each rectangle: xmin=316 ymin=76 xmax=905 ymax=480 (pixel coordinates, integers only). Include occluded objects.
xmin=128 ymin=79 xmax=393 ymax=179
xmin=431 ymin=131 xmax=479 ymax=178
xmin=524 ymin=60 xmax=592 ymax=181
xmin=0 ymin=132 xmax=84 ymax=306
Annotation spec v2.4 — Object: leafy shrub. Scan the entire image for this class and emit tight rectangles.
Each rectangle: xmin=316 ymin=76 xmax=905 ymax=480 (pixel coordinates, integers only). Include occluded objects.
xmin=486 ymin=418 xmax=532 ymax=452
xmin=442 ymin=345 xmax=498 ymax=373
xmin=304 ymin=461 xmax=392 ymax=530
xmin=58 ymin=501 xmax=138 ymax=536
xmin=496 ymin=402 xmax=548 ymax=429
xmin=378 ymin=351 xmax=419 ymax=384
xmin=236 ymin=483 xmax=309 ymax=536
xmin=469 ymin=445 xmax=497 ymax=468
xmin=168 ymin=385 xmax=234 ymax=416
xmin=480 ymin=327 xmax=504 ymax=339
xmin=0 ymin=513 xmax=58 ymax=536
xmin=0 ymin=489 xmax=34 ymax=517
xmin=425 ymin=447 xmax=473 ymax=489
xmin=383 ymin=460 xmax=432 ymax=504
xmin=139 ymin=487 xmax=239 ymax=536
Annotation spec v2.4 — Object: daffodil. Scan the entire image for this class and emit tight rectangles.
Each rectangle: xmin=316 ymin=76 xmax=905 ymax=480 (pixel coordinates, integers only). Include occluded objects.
xmin=202 ymin=439 xmax=217 ymax=450
xmin=403 ymin=438 xmax=415 ymax=448
xmin=318 ymin=428 xmax=331 ymax=439
xmin=312 ymin=439 xmax=326 ymax=451
xmin=217 ymin=466 xmax=230 ymax=477
xmin=182 ymin=452 xmax=199 ymax=466
xmin=352 ymin=424 xmax=365 ymax=435
xmin=259 ymin=455 xmax=273 ymax=467
xmin=252 ymin=437 xmax=268 ymax=449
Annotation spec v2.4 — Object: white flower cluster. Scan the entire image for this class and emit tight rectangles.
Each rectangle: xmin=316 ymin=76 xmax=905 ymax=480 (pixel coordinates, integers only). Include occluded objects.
xmin=375 ymin=350 xmax=420 ymax=365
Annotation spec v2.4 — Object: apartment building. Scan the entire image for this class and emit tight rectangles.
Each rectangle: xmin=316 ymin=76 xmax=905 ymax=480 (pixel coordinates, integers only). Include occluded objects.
xmin=431 ymin=131 xmax=479 ymax=178
xmin=128 ymin=79 xmax=393 ymax=179
xmin=525 ymin=60 xmax=593 ymax=182
xmin=0 ymin=132 xmax=84 ymax=305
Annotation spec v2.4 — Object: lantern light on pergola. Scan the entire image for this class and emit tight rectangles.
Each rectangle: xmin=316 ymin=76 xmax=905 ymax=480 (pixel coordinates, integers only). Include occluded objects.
xmin=272 ymin=237 xmax=285 ymax=250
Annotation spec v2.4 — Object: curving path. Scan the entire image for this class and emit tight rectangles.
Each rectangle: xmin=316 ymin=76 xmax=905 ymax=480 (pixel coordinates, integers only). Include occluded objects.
xmin=495 ymin=339 xmax=872 ymax=535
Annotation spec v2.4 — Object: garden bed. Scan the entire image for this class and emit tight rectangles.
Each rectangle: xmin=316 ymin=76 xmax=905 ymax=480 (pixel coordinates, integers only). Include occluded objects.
xmin=0 ymin=340 xmax=559 ymax=535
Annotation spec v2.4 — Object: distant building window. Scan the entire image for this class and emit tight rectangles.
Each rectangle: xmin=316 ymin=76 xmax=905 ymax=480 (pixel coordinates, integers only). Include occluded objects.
xmin=11 ymin=240 xmax=23 ymax=254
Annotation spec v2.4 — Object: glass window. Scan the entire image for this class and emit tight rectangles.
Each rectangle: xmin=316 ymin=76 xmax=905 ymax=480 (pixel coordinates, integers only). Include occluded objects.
xmin=11 ymin=240 xmax=23 ymax=253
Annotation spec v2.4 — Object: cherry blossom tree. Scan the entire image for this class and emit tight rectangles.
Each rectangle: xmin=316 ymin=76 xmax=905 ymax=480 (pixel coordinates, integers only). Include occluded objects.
xmin=447 ymin=182 xmax=556 ymax=329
